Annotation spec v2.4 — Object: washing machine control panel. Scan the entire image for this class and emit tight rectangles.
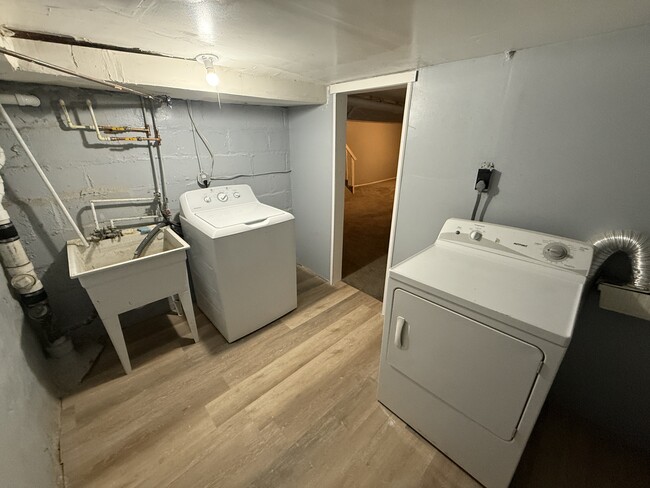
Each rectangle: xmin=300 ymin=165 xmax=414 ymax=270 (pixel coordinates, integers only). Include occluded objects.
xmin=181 ymin=184 xmax=257 ymax=212
xmin=438 ymin=219 xmax=593 ymax=276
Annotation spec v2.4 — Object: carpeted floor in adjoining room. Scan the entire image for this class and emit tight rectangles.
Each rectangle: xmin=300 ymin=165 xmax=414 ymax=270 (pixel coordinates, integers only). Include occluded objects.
xmin=342 ymin=179 xmax=395 ymax=301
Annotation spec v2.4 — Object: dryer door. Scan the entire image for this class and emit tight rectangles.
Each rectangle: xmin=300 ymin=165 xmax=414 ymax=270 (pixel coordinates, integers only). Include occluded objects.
xmin=387 ymin=289 xmax=543 ymax=440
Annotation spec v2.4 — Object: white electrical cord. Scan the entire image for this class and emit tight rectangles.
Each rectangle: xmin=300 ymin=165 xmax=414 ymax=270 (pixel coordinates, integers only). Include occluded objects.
xmin=210 ymin=170 xmax=292 ymax=181
xmin=186 ymin=100 xmax=215 ymax=187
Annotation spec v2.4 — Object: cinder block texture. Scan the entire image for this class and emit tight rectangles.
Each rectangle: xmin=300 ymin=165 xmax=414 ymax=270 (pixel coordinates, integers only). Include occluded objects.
xmin=0 ymin=82 xmax=292 ymax=329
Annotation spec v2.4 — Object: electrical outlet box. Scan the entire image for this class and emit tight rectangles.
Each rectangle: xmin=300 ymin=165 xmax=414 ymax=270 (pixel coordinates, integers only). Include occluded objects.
xmin=475 ymin=162 xmax=494 ymax=192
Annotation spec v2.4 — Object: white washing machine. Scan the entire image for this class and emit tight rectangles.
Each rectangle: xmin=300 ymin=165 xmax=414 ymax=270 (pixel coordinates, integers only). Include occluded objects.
xmin=378 ymin=218 xmax=593 ymax=488
xmin=179 ymin=185 xmax=297 ymax=342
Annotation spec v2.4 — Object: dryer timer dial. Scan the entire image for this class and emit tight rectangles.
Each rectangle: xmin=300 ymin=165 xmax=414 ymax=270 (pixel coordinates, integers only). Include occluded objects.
xmin=543 ymin=243 xmax=569 ymax=261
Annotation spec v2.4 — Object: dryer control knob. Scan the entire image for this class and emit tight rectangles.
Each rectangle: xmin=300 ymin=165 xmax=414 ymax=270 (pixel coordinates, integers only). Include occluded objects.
xmin=469 ymin=230 xmax=482 ymax=241
xmin=233 ymin=191 xmax=240 ymax=198
xmin=543 ymin=243 xmax=569 ymax=261
xmin=217 ymin=192 xmax=228 ymax=202
xmin=203 ymin=196 xmax=212 ymax=203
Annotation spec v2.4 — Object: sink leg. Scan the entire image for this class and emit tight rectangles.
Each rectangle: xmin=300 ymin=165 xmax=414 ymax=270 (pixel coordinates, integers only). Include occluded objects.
xmin=179 ymin=290 xmax=199 ymax=343
xmin=101 ymin=314 xmax=132 ymax=374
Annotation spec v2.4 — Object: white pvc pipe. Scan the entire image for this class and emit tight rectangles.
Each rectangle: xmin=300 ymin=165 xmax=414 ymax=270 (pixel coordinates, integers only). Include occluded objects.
xmin=0 ymin=94 xmax=40 ymax=107
xmin=86 ymin=99 xmax=111 ymax=142
xmin=0 ymin=103 xmax=89 ymax=246
xmin=59 ymin=99 xmax=93 ymax=130
xmin=0 ymin=239 xmax=43 ymax=294
xmin=0 ymin=146 xmax=10 ymax=225
xmin=109 ymin=215 xmax=161 ymax=228
xmin=90 ymin=197 xmax=156 ymax=230
xmin=91 ymin=198 xmax=155 ymax=204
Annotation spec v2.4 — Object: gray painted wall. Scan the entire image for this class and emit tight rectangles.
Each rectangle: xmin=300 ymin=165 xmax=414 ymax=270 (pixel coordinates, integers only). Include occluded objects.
xmin=393 ymin=25 xmax=650 ymax=445
xmin=0 ymin=83 xmax=292 ymax=329
xmin=288 ymin=99 xmax=334 ymax=280
xmin=0 ymin=281 xmax=59 ymax=487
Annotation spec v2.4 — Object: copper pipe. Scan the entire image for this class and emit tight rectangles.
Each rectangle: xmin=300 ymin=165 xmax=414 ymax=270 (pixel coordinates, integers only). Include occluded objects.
xmin=107 ymin=136 xmax=161 ymax=143
xmin=102 ymin=126 xmax=150 ymax=134
xmin=59 ymin=99 xmax=152 ymax=136
xmin=86 ymin=99 xmax=161 ymax=144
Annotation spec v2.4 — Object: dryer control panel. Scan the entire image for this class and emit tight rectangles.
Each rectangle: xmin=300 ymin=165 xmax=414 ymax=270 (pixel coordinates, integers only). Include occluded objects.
xmin=437 ymin=218 xmax=593 ymax=276
xmin=180 ymin=185 xmax=258 ymax=213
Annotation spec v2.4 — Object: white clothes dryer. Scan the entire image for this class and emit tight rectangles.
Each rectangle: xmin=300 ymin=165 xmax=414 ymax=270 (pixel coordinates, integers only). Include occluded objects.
xmin=378 ymin=218 xmax=593 ymax=487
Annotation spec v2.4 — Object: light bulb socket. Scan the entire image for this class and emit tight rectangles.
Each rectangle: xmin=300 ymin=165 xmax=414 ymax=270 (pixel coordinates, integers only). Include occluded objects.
xmin=196 ymin=54 xmax=219 ymax=65
xmin=196 ymin=54 xmax=221 ymax=88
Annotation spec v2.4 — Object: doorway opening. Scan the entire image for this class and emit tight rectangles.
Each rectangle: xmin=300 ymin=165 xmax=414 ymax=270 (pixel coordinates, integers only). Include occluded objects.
xmin=341 ymin=88 xmax=407 ymax=301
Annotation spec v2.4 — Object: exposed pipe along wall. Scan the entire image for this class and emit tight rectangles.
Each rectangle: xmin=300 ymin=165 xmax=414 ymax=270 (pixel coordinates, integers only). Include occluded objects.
xmin=0 ymin=96 xmax=74 ymax=355
xmin=0 ymin=82 xmax=292 ymax=331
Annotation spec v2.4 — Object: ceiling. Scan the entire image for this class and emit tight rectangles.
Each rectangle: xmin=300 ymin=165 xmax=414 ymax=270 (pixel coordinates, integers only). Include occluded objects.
xmin=348 ymin=88 xmax=406 ymax=122
xmin=3 ymin=0 xmax=650 ymax=85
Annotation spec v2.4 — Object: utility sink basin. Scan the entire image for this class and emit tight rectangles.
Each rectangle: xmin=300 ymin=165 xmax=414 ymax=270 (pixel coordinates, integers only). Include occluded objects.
xmin=68 ymin=226 xmax=188 ymax=279
xmin=67 ymin=227 xmax=198 ymax=374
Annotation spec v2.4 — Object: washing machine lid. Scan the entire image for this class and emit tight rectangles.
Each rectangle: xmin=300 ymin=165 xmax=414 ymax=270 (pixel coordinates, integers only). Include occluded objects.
xmin=390 ymin=219 xmax=594 ymax=346
xmin=196 ymin=202 xmax=283 ymax=228
xmin=193 ymin=202 xmax=291 ymax=237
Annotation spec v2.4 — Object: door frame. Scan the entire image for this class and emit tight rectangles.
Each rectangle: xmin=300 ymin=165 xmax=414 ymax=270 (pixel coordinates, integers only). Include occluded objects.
xmin=328 ymin=71 xmax=417 ymax=305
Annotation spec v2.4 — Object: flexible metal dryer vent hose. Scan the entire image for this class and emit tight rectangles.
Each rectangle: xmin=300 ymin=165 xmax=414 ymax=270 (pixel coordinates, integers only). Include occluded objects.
xmin=588 ymin=230 xmax=650 ymax=291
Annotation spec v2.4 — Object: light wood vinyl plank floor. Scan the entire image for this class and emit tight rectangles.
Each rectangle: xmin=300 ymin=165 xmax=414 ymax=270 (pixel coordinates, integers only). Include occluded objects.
xmin=60 ymin=268 xmax=479 ymax=488
xmin=60 ymin=267 xmax=648 ymax=487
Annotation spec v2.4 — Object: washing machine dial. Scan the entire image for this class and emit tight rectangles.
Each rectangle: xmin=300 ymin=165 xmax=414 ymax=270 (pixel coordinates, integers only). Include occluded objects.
xmin=217 ymin=192 xmax=228 ymax=202
xmin=203 ymin=196 xmax=212 ymax=203
xmin=543 ymin=242 xmax=569 ymax=261
xmin=469 ymin=230 xmax=482 ymax=241
xmin=233 ymin=191 xmax=240 ymax=198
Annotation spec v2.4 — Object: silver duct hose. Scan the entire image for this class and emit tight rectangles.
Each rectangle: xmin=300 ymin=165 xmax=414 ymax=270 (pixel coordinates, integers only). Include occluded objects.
xmin=588 ymin=230 xmax=650 ymax=291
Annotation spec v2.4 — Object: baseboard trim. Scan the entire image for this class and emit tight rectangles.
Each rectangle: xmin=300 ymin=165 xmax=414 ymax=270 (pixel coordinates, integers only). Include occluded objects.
xmin=353 ymin=177 xmax=397 ymax=189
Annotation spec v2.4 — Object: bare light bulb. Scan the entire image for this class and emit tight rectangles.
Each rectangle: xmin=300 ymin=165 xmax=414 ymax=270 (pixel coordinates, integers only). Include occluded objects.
xmin=205 ymin=68 xmax=220 ymax=87
xmin=197 ymin=54 xmax=221 ymax=88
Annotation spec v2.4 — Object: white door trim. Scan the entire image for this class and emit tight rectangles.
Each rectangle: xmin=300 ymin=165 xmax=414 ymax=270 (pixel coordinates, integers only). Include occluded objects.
xmin=382 ymin=81 xmax=414 ymax=314
xmin=328 ymin=72 xmax=417 ymax=291
xmin=329 ymin=71 xmax=418 ymax=95
xmin=329 ymin=93 xmax=346 ymax=284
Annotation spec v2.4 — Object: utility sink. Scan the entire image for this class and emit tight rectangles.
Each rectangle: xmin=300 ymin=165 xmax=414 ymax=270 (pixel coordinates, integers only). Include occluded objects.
xmin=68 ymin=226 xmax=187 ymax=279
xmin=67 ymin=227 xmax=198 ymax=374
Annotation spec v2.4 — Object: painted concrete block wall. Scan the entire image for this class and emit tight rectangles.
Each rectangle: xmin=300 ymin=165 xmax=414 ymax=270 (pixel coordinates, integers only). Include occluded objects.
xmin=0 ymin=281 xmax=60 ymax=487
xmin=288 ymin=99 xmax=334 ymax=280
xmin=0 ymin=82 xmax=292 ymax=329
xmin=392 ymin=25 xmax=650 ymax=445
xmin=346 ymin=121 xmax=401 ymax=185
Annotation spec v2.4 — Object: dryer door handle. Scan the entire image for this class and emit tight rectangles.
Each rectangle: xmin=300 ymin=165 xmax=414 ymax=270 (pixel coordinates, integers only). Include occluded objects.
xmin=394 ymin=316 xmax=406 ymax=349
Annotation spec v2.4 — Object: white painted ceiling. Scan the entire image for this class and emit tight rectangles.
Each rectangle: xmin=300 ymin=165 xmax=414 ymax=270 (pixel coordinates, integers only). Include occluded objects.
xmin=3 ymin=0 xmax=650 ymax=85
